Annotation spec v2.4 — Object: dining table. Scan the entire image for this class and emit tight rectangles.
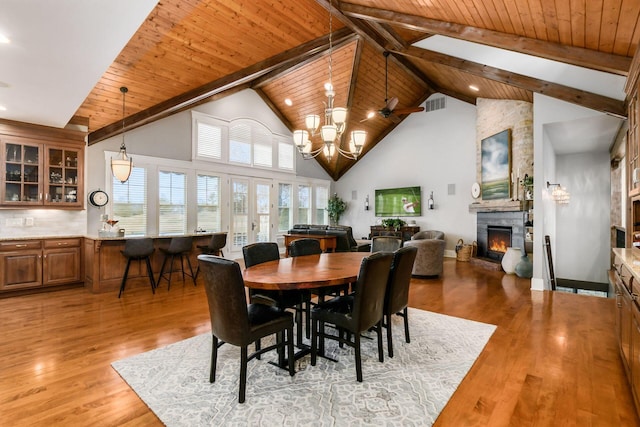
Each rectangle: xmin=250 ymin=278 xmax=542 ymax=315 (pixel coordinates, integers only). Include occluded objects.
xmin=242 ymin=251 xmax=369 ymax=366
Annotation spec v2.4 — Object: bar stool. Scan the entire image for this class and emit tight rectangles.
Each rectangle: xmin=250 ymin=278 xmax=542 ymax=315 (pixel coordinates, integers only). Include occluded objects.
xmin=157 ymin=236 xmax=196 ymax=289
xmin=195 ymin=232 xmax=227 ymax=278
xmin=118 ymin=238 xmax=156 ymax=298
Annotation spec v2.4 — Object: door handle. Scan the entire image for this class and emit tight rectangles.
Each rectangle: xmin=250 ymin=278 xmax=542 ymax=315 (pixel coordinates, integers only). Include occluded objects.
xmin=251 ymin=222 xmax=256 ymax=231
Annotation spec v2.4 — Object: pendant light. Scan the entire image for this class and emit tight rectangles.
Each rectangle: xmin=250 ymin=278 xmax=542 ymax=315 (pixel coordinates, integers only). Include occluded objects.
xmin=111 ymin=86 xmax=133 ymax=183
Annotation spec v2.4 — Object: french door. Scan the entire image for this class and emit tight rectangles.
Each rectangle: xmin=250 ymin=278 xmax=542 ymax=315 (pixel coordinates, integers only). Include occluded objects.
xmin=229 ymin=177 xmax=272 ymax=253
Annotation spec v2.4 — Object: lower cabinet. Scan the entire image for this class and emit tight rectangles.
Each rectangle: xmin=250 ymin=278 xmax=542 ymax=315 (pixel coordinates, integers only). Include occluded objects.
xmin=0 ymin=238 xmax=81 ymax=292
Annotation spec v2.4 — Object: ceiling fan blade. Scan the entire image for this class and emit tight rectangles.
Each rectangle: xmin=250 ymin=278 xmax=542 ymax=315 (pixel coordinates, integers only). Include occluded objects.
xmin=394 ymin=106 xmax=425 ymax=115
xmin=388 ymin=113 xmax=401 ymax=124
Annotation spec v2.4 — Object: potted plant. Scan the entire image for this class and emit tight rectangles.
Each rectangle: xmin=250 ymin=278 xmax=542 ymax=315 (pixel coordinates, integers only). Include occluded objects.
xmin=327 ymin=193 xmax=347 ymax=225
xmin=381 ymin=218 xmax=406 ymax=230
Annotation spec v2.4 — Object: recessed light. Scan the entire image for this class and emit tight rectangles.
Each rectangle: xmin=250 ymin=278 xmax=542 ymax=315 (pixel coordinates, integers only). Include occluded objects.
xmin=0 ymin=33 xmax=10 ymax=44
xmin=469 ymin=85 xmax=479 ymax=92
xmin=0 ymin=105 xmax=7 ymax=111
xmin=366 ymin=111 xmax=375 ymax=119
xmin=284 ymin=98 xmax=292 ymax=106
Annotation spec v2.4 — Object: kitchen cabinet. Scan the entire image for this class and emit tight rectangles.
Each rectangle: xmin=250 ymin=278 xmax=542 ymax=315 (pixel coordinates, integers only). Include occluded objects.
xmin=0 ymin=120 xmax=85 ymax=209
xmin=0 ymin=238 xmax=81 ymax=292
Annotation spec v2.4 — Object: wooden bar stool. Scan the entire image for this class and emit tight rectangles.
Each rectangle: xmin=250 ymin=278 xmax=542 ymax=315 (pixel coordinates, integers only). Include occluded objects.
xmin=157 ymin=236 xmax=196 ymax=289
xmin=118 ymin=238 xmax=156 ymax=298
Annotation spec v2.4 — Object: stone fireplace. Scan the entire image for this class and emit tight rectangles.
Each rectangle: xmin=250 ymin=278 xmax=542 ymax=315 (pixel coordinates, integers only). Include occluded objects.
xmin=477 ymin=211 xmax=526 ymax=261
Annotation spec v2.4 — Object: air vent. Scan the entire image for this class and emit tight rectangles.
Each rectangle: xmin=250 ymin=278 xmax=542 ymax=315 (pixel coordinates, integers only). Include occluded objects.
xmin=425 ymin=96 xmax=446 ymax=112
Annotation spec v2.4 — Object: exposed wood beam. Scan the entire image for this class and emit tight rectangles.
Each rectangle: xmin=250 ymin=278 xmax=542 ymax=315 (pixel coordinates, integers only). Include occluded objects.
xmin=366 ymin=20 xmax=407 ymax=51
xmin=88 ymin=28 xmax=355 ymax=144
xmin=341 ymin=2 xmax=631 ymax=76
xmin=396 ymin=46 xmax=626 ymax=117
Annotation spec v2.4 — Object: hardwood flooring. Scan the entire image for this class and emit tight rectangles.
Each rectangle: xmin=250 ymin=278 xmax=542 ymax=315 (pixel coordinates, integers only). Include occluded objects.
xmin=0 ymin=258 xmax=637 ymax=426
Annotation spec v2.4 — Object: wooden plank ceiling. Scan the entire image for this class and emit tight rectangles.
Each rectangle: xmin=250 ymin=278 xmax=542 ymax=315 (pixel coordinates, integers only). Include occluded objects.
xmin=78 ymin=0 xmax=639 ymax=180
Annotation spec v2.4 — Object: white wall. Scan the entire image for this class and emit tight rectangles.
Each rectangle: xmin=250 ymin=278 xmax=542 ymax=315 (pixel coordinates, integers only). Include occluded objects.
xmin=555 ymin=151 xmax=610 ymax=282
xmin=533 ymin=94 xmax=613 ymax=290
xmin=335 ymin=95 xmax=477 ymax=254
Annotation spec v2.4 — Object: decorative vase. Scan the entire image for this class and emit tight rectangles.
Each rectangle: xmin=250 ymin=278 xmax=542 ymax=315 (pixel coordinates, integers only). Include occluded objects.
xmin=515 ymin=253 xmax=533 ymax=278
xmin=501 ymin=247 xmax=521 ymax=274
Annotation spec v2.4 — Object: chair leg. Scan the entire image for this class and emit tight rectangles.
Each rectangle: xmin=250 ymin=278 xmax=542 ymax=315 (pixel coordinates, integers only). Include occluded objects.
xmin=185 ymin=255 xmax=196 ymax=286
xmin=210 ymin=334 xmax=218 ymax=383
xmin=255 ymin=339 xmax=261 ymax=360
xmin=295 ymin=304 xmax=303 ymax=346
xmin=118 ymin=258 xmax=133 ymax=298
xmin=355 ymin=333 xmax=363 ymax=382
xmin=376 ymin=320 xmax=384 ymax=363
xmin=310 ymin=318 xmax=318 ymax=366
xmin=179 ymin=254 xmax=186 ymax=283
xmin=157 ymin=254 xmax=168 ymax=288
xmin=305 ymin=300 xmax=311 ymax=339
xmin=287 ymin=325 xmax=295 ymax=376
xmin=276 ymin=331 xmax=285 ymax=367
xmin=239 ymin=346 xmax=248 ymax=403
xmin=403 ymin=307 xmax=410 ymax=343
xmin=145 ymin=257 xmax=156 ymax=294
xmin=386 ymin=313 xmax=394 ymax=358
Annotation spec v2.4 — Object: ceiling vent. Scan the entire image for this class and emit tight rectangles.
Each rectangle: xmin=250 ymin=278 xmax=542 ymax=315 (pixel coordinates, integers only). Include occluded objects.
xmin=425 ymin=96 xmax=446 ymax=113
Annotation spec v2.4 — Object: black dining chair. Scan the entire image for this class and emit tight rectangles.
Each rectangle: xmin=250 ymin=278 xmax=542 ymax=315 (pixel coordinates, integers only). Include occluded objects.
xmin=195 ymin=232 xmax=227 ymax=278
xmin=371 ymin=235 xmax=403 ymax=252
xmin=383 ymin=246 xmax=418 ymax=358
xmin=198 ymin=255 xmax=295 ymax=403
xmin=288 ymin=238 xmax=322 ymax=257
xmin=310 ymin=251 xmax=394 ymax=382
xmin=243 ymin=242 xmax=311 ymax=343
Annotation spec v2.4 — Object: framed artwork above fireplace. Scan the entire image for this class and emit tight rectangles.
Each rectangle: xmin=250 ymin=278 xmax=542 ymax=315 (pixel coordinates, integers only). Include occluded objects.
xmin=481 ymin=129 xmax=511 ymax=200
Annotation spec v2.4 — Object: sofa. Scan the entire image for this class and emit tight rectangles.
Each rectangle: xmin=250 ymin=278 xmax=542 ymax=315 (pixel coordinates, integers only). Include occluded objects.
xmin=403 ymin=230 xmax=446 ymax=276
xmin=288 ymin=224 xmax=371 ymax=252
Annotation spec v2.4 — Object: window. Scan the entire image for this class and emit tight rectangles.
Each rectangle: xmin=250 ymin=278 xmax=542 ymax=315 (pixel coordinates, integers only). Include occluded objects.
xmin=196 ymin=121 xmax=222 ymax=159
xmin=158 ymin=170 xmax=187 ymax=235
xmin=297 ymin=184 xmax=311 ymax=224
xmin=112 ymin=167 xmax=147 ymax=236
xmin=193 ymin=112 xmax=294 ymax=173
xmin=197 ymin=174 xmax=221 ymax=232
xmin=315 ymin=186 xmax=329 ymax=225
xmin=278 ymin=183 xmax=292 ymax=232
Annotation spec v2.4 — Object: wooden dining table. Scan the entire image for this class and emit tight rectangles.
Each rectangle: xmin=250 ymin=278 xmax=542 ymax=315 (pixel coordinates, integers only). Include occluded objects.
xmin=242 ymin=251 xmax=368 ymax=291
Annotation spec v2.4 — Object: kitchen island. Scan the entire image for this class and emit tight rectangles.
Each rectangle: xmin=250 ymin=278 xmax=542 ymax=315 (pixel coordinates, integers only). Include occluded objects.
xmin=83 ymin=232 xmax=219 ymax=293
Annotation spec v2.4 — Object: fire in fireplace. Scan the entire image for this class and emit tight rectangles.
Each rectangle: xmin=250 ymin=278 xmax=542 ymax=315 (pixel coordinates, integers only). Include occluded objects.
xmin=487 ymin=226 xmax=512 ymax=260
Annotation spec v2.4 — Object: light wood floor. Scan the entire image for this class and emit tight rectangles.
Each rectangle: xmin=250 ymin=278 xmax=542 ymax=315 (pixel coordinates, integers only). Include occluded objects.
xmin=0 ymin=258 xmax=637 ymax=426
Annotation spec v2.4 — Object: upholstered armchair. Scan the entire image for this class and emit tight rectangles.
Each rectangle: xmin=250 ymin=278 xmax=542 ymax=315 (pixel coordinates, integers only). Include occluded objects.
xmin=403 ymin=230 xmax=445 ymax=276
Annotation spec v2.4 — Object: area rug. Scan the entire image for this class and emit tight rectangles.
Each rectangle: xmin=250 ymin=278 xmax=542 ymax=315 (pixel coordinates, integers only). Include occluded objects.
xmin=112 ymin=308 xmax=496 ymax=426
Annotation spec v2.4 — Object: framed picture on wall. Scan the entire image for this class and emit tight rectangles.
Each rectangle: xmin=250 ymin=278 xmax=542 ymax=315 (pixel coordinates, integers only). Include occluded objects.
xmin=481 ymin=129 xmax=511 ymax=200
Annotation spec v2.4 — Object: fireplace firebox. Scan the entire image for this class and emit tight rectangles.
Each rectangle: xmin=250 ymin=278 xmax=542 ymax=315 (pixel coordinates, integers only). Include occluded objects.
xmin=476 ymin=211 xmax=526 ymax=262
xmin=486 ymin=226 xmax=512 ymax=261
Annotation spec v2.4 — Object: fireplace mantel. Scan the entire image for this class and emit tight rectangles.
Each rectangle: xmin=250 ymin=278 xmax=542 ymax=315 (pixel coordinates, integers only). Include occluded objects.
xmin=469 ymin=200 xmax=524 ymax=213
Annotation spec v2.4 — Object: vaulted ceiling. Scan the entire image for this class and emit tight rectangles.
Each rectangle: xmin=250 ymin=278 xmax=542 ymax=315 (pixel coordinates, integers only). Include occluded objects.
xmin=62 ymin=1 xmax=640 ymax=179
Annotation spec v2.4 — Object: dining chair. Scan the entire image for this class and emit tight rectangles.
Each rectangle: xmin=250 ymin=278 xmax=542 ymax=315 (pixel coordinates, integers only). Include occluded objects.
xmin=310 ymin=251 xmax=394 ymax=382
xmin=198 ymin=255 xmax=295 ymax=403
xmin=288 ymin=238 xmax=322 ymax=257
xmin=371 ymin=235 xmax=403 ymax=252
xmin=383 ymin=246 xmax=418 ymax=358
xmin=243 ymin=242 xmax=311 ymax=343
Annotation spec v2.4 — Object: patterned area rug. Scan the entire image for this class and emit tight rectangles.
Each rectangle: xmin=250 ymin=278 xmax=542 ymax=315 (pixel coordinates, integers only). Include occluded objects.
xmin=112 ymin=308 xmax=496 ymax=426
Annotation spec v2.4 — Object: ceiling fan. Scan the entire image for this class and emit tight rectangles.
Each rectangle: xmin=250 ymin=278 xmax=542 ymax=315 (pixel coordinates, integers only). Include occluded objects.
xmin=363 ymin=52 xmax=424 ymax=123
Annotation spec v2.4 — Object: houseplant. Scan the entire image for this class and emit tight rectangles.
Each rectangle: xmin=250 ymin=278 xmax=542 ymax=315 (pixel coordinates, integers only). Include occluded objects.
xmin=381 ymin=218 xmax=406 ymax=230
xmin=327 ymin=193 xmax=347 ymax=225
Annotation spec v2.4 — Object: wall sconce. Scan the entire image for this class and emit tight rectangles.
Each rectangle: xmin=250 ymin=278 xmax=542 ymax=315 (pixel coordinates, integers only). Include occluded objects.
xmin=428 ymin=191 xmax=434 ymax=209
xmin=364 ymin=194 xmax=369 ymax=211
xmin=546 ymin=181 xmax=570 ymax=204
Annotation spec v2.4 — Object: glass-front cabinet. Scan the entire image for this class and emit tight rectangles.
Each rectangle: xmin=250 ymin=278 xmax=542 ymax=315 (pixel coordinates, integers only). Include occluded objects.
xmin=1 ymin=137 xmax=83 ymax=208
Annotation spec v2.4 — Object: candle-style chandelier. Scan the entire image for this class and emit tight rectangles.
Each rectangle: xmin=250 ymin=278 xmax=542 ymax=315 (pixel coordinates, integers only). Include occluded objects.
xmin=292 ymin=0 xmax=366 ymax=162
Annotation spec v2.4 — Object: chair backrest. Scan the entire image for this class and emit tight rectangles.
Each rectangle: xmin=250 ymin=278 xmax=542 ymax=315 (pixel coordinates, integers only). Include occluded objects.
xmin=371 ymin=236 xmax=403 ymax=252
xmin=288 ymin=238 xmax=322 ymax=257
xmin=544 ymin=235 xmax=557 ymax=291
xmin=384 ymin=246 xmax=418 ymax=315
xmin=208 ymin=233 xmax=227 ymax=251
xmin=123 ymin=238 xmax=154 ymax=258
xmin=167 ymin=236 xmax=193 ymax=253
xmin=242 ymin=242 xmax=280 ymax=268
xmin=351 ymin=252 xmax=394 ymax=332
xmin=412 ymin=230 xmax=445 ymax=240
xmin=198 ymin=255 xmax=251 ymax=346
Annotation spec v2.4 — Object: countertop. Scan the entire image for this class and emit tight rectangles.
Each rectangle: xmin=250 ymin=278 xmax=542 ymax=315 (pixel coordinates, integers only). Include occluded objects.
xmin=613 ymin=248 xmax=640 ymax=281
xmin=0 ymin=232 xmax=224 ymax=242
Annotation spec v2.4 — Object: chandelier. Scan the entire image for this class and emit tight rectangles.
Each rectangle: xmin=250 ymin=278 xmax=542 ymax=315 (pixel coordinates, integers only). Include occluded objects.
xmin=292 ymin=0 xmax=366 ymax=162
xmin=111 ymin=86 xmax=133 ymax=183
